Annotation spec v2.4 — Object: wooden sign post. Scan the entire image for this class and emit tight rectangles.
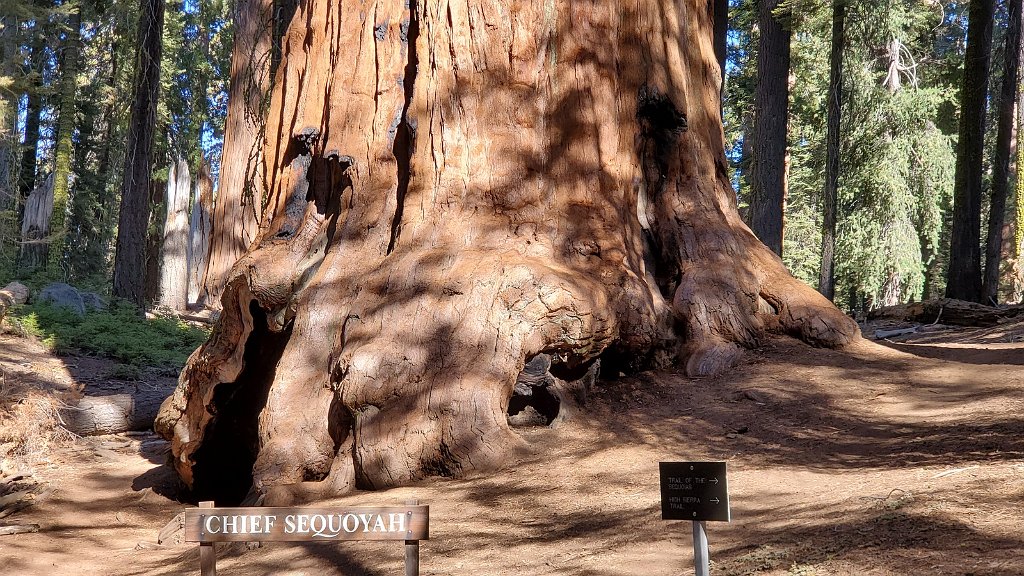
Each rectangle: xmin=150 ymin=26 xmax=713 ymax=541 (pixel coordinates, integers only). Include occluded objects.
xmin=660 ymin=461 xmax=730 ymax=576
xmin=184 ymin=500 xmax=429 ymax=575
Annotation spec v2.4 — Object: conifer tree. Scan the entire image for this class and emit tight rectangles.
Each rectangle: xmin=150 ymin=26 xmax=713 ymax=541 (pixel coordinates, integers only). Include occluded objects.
xmin=818 ymin=1 xmax=845 ymax=301
xmin=947 ymin=0 xmax=996 ymax=303
xmin=749 ymin=0 xmax=792 ymax=256
xmin=47 ymin=2 xmax=82 ymax=274
xmin=983 ymin=0 xmax=1022 ymax=303
xmin=113 ymin=0 xmax=165 ymax=306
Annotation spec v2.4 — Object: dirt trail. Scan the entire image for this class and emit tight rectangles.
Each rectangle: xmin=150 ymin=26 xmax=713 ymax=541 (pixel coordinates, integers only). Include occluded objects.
xmin=1 ymin=321 xmax=1022 ymax=575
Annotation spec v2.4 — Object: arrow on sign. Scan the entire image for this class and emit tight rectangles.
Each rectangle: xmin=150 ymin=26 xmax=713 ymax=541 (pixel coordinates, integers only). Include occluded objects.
xmin=709 ymin=478 xmax=719 ymax=485
xmin=710 ymin=497 xmax=720 ymax=504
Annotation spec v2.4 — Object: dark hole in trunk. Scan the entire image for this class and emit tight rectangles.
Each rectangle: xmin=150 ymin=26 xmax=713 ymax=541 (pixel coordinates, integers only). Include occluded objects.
xmin=597 ymin=347 xmax=643 ymax=379
xmin=190 ymin=302 xmax=292 ymax=505
xmin=505 ymin=373 xmax=561 ymax=426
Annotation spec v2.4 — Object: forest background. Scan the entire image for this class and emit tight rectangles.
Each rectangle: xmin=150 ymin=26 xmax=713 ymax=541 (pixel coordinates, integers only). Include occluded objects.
xmin=0 ymin=0 xmax=1020 ymax=314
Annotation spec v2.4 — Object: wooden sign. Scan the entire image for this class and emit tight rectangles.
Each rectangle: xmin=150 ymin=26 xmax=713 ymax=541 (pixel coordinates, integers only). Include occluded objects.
xmin=659 ymin=461 xmax=730 ymax=522
xmin=184 ymin=504 xmax=429 ymax=543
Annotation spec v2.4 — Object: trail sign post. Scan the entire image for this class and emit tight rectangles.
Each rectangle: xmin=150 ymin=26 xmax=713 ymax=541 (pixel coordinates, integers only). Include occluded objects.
xmin=660 ymin=461 xmax=730 ymax=576
xmin=184 ymin=500 xmax=428 ymax=575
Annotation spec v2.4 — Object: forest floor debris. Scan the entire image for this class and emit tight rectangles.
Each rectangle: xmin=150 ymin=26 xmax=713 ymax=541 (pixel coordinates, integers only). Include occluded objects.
xmin=0 ymin=318 xmax=1022 ymax=574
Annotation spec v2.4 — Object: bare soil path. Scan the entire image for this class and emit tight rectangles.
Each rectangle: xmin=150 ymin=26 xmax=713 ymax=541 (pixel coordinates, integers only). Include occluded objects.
xmin=1 ymin=320 xmax=1022 ymax=575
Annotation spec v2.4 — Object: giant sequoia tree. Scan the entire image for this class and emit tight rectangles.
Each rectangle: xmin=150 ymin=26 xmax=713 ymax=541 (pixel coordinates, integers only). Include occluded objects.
xmin=199 ymin=0 xmax=276 ymax=308
xmin=156 ymin=0 xmax=858 ymax=505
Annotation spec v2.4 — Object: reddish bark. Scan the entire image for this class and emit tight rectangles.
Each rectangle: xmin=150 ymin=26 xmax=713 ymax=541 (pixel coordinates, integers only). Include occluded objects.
xmin=199 ymin=0 xmax=275 ymax=309
xmin=157 ymin=0 xmax=858 ymax=505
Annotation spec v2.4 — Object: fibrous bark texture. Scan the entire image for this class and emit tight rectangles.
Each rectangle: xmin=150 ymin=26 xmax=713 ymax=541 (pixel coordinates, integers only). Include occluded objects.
xmin=159 ymin=159 xmax=191 ymax=311
xmin=947 ymin=0 xmax=995 ymax=303
xmin=818 ymin=2 xmax=845 ymax=301
xmin=201 ymin=0 xmax=297 ymax=309
xmin=199 ymin=0 xmax=272 ymax=310
xmin=189 ymin=162 xmax=213 ymax=305
xmin=113 ymin=0 xmax=165 ymax=307
xmin=749 ymin=0 xmax=791 ymax=256
xmin=157 ymin=0 xmax=858 ymax=505
xmin=20 ymin=173 xmax=54 ymax=270
xmin=983 ymin=0 xmax=1022 ymax=303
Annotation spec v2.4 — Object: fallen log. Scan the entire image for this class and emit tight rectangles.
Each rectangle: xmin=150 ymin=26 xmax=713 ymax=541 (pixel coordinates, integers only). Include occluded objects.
xmin=0 ymin=487 xmax=51 ymax=520
xmin=60 ymin=387 xmax=169 ymax=436
xmin=0 ymin=490 xmax=33 ymax=510
xmin=0 ymin=524 xmax=39 ymax=536
xmin=873 ymin=327 xmax=918 ymax=340
xmin=868 ymin=298 xmax=1024 ymax=327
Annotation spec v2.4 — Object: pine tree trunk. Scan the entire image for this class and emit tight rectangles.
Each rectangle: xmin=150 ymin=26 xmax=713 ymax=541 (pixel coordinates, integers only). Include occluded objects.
xmin=199 ymin=0 xmax=278 ymax=309
xmin=145 ymin=178 xmax=164 ymax=305
xmin=113 ymin=0 xmax=165 ymax=307
xmin=159 ymin=159 xmax=191 ymax=311
xmin=983 ymin=0 xmax=1022 ymax=304
xmin=47 ymin=5 xmax=82 ymax=274
xmin=0 ymin=12 xmax=17 ymax=206
xmin=1015 ymin=82 xmax=1024 ymax=301
xmin=749 ymin=0 xmax=791 ymax=256
xmin=189 ymin=161 xmax=213 ymax=305
xmin=948 ymin=0 xmax=995 ymax=302
xmin=17 ymin=32 xmax=45 ymax=226
xmin=818 ymin=2 xmax=845 ymax=301
xmin=0 ymin=13 xmax=19 ymax=270
xmin=156 ymin=0 xmax=859 ymax=506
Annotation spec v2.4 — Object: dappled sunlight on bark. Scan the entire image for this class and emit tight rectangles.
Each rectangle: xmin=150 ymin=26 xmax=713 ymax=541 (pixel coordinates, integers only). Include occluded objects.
xmin=156 ymin=0 xmax=858 ymax=503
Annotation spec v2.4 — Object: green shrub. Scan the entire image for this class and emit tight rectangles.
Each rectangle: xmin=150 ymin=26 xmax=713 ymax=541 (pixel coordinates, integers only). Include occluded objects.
xmin=12 ymin=300 xmax=209 ymax=371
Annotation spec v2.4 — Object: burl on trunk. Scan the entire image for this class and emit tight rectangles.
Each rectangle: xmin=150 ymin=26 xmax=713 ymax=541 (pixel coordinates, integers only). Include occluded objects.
xmin=156 ymin=0 xmax=858 ymax=504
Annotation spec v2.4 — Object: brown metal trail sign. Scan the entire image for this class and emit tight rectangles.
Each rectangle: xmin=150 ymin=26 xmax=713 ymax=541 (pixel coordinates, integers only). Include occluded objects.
xmin=660 ymin=462 xmax=730 ymax=576
xmin=659 ymin=461 xmax=730 ymax=522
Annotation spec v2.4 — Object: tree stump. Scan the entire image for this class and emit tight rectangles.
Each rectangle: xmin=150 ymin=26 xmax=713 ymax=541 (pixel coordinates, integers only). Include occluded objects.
xmin=0 ymin=282 xmax=28 ymax=324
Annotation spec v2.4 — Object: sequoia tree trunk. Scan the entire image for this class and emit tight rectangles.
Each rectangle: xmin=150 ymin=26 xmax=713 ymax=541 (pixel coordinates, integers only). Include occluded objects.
xmin=157 ymin=0 xmax=859 ymax=506
xmin=199 ymin=0 xmax=273 ymax=309
xmin=200 ymin=0 xmax=297 ymax=309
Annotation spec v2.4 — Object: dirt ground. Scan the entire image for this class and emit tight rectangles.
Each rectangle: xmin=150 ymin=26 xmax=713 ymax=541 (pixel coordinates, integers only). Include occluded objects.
xmin=1 ymin=317 xmax=1022 ymax=575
